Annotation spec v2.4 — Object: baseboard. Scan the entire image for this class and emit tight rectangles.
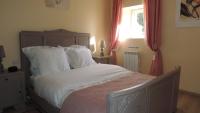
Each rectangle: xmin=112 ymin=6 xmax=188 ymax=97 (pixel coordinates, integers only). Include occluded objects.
xmin=179 ymin=90 xmax=200 ymax=97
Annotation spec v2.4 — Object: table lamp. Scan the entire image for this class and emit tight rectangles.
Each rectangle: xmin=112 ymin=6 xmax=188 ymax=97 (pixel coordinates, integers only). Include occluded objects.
xmin=0 ymin=45 xmax=5 ymax=73
xmin=100 ymin=40 xmax=106 ymax=56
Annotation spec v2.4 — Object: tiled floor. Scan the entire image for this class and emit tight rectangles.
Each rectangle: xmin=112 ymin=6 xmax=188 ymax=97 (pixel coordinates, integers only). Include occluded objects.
xmin=4 ymin=91 xmax=200 ymax=113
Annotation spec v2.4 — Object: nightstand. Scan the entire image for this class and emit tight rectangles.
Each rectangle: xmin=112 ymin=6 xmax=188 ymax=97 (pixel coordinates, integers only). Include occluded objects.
xmin=0 ymin=71 xmax=25 ymax=112
xmin=93 ymin=55 xmax=111 ymax=64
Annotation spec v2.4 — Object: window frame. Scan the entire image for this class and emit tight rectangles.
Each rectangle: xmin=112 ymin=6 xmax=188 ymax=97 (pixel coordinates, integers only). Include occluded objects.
xmin=119 ymin=5 xmax=144 ymax=41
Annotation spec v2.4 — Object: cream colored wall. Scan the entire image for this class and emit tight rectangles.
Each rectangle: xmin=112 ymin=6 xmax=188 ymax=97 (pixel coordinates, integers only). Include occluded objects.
xmin=123 ymin=0 xmax=142 ymax=6
xmin=162 ymin=0 xmax=200 ymax=94
xmin=0 ymin=0 xmax=111 ymax=68
xmin=118 ymin=0 xmax=200 ymax=94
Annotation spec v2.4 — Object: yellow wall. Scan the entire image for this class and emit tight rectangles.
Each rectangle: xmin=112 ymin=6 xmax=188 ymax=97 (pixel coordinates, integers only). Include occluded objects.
xmin=162 ymin=0 xmax=200 ymax=94
xmin=0 ymin=0 xmax=111 ymax=68
xmin=123 ymin=0 xmax=142 ymax=6
xmin=118 ymin=0 xmax=200 ymax=94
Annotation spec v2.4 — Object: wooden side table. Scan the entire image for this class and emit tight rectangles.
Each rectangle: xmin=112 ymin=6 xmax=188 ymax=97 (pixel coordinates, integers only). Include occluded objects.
xmin=93 ymin=55 xmax=111 ymax=64
xmin=0 ymin=71 xmax=25 ymax=112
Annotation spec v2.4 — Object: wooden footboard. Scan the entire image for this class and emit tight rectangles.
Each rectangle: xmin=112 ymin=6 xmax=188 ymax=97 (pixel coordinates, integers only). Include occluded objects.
xmin=107 ymin=67 xmax=180 ymax=113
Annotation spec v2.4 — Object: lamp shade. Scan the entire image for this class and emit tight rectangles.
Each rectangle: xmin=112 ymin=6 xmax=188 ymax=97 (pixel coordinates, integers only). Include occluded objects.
xmin=100 ymin=40 xmax=106 ymax=49
xmin=90 ymin=36 xmax=96 ymax=53
xmin=0 ymin=45 xmax=5 ymax=58
xmin=90 ymin=36 xmax=96 ymax=45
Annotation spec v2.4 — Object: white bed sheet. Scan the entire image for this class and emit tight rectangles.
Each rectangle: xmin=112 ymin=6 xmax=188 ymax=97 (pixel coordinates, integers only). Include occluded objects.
xmin=31 ymin=64 xmax=131 ymax=108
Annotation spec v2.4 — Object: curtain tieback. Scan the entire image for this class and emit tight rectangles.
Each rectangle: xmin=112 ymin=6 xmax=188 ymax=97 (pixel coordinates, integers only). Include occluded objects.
xmin=153 ymin=49 xmax=161 ymax=61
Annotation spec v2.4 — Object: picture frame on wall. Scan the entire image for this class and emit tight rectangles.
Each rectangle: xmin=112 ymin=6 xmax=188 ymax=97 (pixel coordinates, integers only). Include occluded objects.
xmin=45 ymin=0 xmax=69 ymax=9
xmin=176 ymin=0 xmax=200 ymax=27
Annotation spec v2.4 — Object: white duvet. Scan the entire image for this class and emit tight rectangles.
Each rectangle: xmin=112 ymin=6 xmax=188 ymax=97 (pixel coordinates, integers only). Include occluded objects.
xmin=31 ymin=64 xmax=131 ymax=108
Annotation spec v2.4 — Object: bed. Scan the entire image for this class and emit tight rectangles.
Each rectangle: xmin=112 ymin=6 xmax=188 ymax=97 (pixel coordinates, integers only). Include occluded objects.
xmin=19 ymin=29 xmax=180 ymax=113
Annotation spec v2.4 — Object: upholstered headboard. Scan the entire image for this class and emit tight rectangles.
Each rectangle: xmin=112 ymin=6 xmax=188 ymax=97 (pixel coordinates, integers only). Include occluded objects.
xmin=19 ymin=29 xmax=90 ymax=86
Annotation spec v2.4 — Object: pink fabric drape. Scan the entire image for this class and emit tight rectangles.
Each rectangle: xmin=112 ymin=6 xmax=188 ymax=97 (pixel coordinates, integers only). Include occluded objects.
xmin=144 ymin=0 xmax=163 ymax=76
xmin=109 ymin=0 xmax=123 ymax=64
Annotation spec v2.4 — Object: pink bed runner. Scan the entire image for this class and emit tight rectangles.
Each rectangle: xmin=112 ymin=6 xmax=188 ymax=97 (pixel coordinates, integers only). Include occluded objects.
xmin=60 ymin=72 xmax=155 ymax=113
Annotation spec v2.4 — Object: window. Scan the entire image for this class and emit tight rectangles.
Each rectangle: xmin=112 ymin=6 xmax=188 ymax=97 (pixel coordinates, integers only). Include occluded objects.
xmin=119 ymin=5 xmax=144 ymax=41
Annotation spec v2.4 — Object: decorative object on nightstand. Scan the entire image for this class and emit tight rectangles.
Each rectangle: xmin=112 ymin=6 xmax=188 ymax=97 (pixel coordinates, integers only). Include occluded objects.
xmin=93 ymin=55 xmax=110 ymax=64
xmin=0 ymin=71 xmax=25 ymax=112
xmin=90 ymin=36 xmax=96 ymax=54
xmin=0 ymin=45 xmax=5 ymax=73
xmin=8 ymin=66 xmax=18 ymax=72
xmin=100 ymin=40 xmax=106 ymax=56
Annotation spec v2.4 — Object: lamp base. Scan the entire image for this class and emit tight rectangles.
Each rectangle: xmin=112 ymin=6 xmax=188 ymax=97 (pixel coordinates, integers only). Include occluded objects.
xmin=0 ymin=62 xmax=4 ymax=73
xmin=100 ymin=48 xmax=104 ymax=56
xmin=100 ymin=52 xmax=104 ymax=56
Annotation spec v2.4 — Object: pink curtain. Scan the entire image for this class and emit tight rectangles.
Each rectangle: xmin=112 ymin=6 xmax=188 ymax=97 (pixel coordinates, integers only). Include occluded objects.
xmin=144 ymin=0 xmax=163 ymax=76
xmin=109 ymin=0 xmax=123 ymax=64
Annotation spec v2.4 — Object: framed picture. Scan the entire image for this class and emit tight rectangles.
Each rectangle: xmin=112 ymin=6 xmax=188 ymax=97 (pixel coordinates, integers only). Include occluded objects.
xmin=45 ymin=0 xmax=69 ymax=9
xmin=176 ymin=0 xmax=200 ymax=27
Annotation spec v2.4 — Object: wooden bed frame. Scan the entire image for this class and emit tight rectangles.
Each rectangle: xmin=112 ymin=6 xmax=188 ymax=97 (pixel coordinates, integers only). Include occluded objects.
xmin=19 ymin=29 xmax=180 ymax=113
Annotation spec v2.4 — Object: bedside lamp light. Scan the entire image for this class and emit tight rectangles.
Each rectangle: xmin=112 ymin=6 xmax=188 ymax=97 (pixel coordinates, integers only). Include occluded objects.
xmin=0 ymin=45 xmax=5 ymax=73
xmin=90 ymin=36 xmax=96 ymax=54
xmin=100 ymin=40 xmax=106 ymax=56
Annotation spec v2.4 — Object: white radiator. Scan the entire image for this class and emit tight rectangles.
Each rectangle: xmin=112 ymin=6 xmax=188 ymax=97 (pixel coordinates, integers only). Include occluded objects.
xmin=123 ymin=51 xmax=139 ymax=72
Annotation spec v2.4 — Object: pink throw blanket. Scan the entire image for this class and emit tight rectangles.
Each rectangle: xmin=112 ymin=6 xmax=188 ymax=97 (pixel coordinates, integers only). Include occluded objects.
xmin=60 ymin=72 xmax=155 ymax=113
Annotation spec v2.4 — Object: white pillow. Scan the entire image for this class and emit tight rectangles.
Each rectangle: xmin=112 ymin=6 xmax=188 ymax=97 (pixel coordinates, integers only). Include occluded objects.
xmin=22 ymin=46 xmax=70 ymax=76
xmin=70 ymin=45 xmax=86 ymax=48
xmin=64 ymin=46 xmax=96 ymax=69
xmin=58 ymin=45 xmax=86 ymax=52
